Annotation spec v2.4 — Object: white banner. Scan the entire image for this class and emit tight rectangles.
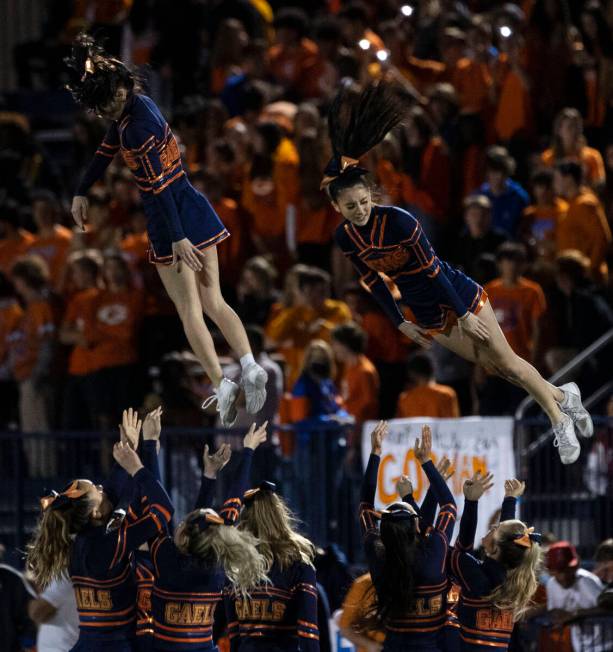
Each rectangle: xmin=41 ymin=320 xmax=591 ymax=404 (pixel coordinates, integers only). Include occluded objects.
xmin=361 ymin=417 xmax=517 ymax=544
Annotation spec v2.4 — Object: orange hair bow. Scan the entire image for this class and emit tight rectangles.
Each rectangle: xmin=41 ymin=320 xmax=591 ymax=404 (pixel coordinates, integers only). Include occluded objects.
xmin=513 ymin=526 xmax=541 ymax=548
xmin=40 ymin=480 xmax=88 ymax=511
xmin=320 ymin=156 xmax=362 ymax=189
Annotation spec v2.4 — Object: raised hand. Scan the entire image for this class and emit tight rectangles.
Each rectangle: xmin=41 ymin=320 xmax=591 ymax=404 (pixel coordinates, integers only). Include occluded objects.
xmin=203 ymin=442 xmax=232 ymax=479
xmin=143 ymin=406 xmax=163 ymax=441
xmin=504 ymin=478 xmax=526 ymax=498
xmin=463 ymin=471 xmax=494 ymax=501
xmin=436 ymin=456 xmax=455 ymax=481
xmin=396 ymin=474 xmax=413 ymax=498
xmin=370 ymin=421 xmax=388 ymax=456
xmin=244 ymin=421 xmax=268 ymax=450
xmin=414 ymin=425 xmax=432 ymax=464
xmin=119 ymin=407 xmax=142 ymax=450
xmin=71 ymin=195 xmax=89 ymax=231
xmin=113 ymin=441 xmax=143 ymax=476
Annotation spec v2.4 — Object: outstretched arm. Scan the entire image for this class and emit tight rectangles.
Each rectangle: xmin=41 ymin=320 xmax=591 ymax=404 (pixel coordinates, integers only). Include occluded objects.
xmin=195 ymin=443 xmax=232 ymax=509
xmin=75 ymin=124 xmax=120 ymax=197
xmin=501 ymin=479 xmax=524 ymax=522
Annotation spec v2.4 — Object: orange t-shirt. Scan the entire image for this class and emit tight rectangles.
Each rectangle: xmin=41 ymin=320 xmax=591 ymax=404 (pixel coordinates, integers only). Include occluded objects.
xmin=27 ymin=225 xmax=73 ymax=290
xmin=62 ymin=288 xmax=101 ymax=376
xmin=484 ymin=277 xmax=546 ymax=360
xmin=400 ymin=56 xmax=447 ymax=95
xmin=361 ymin=309 xmax=411 ymax=364
xmin=396 ymin=383 xmax=460 ymax=419
xmin=338 ymin=573 xmax=385 ymax=651
xmin=0 ymin=298 xmax=23 ymax=369
xmin=9 ymin=298 xmax=56 ymax=381
xmin=556 ymin=189 xmax=612 ymax=282
xmin=540 ymin=146 xmax=606 ymax=187
xmin=521 ymin=198 xmax=568 ymax=243
xmin=0 ymin=229 xmax=35 ymax=277
xmin=268 ymin=38 xmax=321 ymax=98
xmin=86 ymin=289 xmax=143 ymax=371
xmin=340 ymin=354 xmax=380 ymax=424
xmin=214 ymin=197 xmax=248 ymax=286
xmin=452 ymin=57 xmax=493 ymax=115
xmin=296 ymin=202 xmax=339 ymax=246
xmin=494 ymin=66 xmax=532 ymax=141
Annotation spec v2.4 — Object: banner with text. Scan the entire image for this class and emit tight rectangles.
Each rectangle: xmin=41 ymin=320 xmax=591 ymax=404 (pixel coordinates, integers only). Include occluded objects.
xmin=361 ymin=417 xmax=516 ymax=543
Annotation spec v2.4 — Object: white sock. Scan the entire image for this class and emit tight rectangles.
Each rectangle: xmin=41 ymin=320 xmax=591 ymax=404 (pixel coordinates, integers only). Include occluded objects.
xmin=240 ymin=353 xmax=255 ymax=370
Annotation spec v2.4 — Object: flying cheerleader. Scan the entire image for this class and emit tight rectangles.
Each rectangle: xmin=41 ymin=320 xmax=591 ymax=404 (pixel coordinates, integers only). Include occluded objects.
xmin=65 ymin=34 xmax=267 ymax=427
xmin=322 ymin=81 xmax=592 ymax=464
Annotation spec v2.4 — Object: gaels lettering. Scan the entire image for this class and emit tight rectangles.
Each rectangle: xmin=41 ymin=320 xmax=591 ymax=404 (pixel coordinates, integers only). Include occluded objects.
xmin=165 ymin=602 xmax=215 ymax=626
xmin=408 ymin=595 xmax=443 ymax=617
xmin=137 ymin=589 xmax=152 ymax=612
xmin=235 ymin=598 xmax=287 ymax=622
xmin=75 ymin=587 xmax=112 ymax=610
xmin=476 ymin=608 xmax=514 ymax=632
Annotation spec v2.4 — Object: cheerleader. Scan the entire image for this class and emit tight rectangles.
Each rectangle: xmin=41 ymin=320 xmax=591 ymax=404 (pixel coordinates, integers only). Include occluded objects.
xmin=26 ymin=408 xmax=174 ymax=652
xmin=450 ymin=476 xmax=540 ymax=651
xmin=225 ymin=480 xmax=319 ymax=651
xmin=65 ymin=34 xmax=268 ymax=427
xmin=322 ymin=81 xmax=592 ymax=465
xmin=148 ymin=423 xmax=269 ymax=650
xmin=360 ymin=422 xmax=456 ymax=651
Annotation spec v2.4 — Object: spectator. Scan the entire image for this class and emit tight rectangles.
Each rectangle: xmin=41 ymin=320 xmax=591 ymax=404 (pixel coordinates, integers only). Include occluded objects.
xmin=0 ymin=201 xmax=34 ymax=278
xmin=0 ymin=271 xmax=22 ymax=429
xmin=266 ymin=266 xmax=351 ymax=387
xmin=331 ymin=321 xmax=380 ymax=426
xmin=0 ymin=548 xmax=37 ymax=652
xmin=337 ymin=2 xmax=385 ymax=54
xmin=477 ymin=146 xmax=530 ymax=238
xmin=396 ymin=353 xmax=460 ymax=419
xmin=209 ymin=18 xmax=249 ymax=96
xmin=554 ymin=160 xmax=612 ymax=283
xmin=594 ymin=539 xmax=613 ymax=586
xmin=236 ymin=256 xmax=279 ymax=327
xmin=26 ymin=190 xmax=72 ymax=292
xmin=541 ymin=108 xmax=606 ymax=187
xmin=28 ymin=574 xmax=79 ymax=652
xmin=338 ymin=573 xmax=385 ymax=652
xmin=450 ymin=195 xmax=507 ymax=279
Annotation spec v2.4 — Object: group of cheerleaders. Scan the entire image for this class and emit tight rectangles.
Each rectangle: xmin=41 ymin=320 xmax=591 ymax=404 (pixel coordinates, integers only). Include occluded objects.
xmin=24 ymin=33 xmax=594 ymax=651
xmin=27 ymin=408 xmax=541 ymax=652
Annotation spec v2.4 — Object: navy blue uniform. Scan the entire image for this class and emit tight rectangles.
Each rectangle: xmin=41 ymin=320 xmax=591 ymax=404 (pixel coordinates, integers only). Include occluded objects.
xmin=450 ymin=497 xmax=517 ymax=651
xmin=361 ymin=454 xmax=457 ymax=651
xmin=150 ymin=449 xmax=254 ymax=651
xmin=225 ymin=559 xmax=319 ymax=652
xmin=69 ymin=461 xmax=173 ymax=651
xmin=76 ymin=94 xmax=229 ymax=264
xmin=335 ymin=206 xmax=486 ymax=333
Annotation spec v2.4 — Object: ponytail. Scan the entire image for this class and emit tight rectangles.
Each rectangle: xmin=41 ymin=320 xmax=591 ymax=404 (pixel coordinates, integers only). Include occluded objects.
xmin=485 ymin=520 xmax=542 ymax=620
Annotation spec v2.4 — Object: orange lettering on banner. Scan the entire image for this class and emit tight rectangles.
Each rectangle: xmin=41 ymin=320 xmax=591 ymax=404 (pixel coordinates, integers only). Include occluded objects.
xmin=378 ymin=454 xmax=398 ymax=503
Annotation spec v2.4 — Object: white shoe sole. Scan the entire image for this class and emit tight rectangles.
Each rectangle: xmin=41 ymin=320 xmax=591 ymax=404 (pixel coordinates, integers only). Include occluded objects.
xmin=559 ymin=382 xmax=594 ymax=438
xmin=558 ymin=446 xmax=581 ymax=465
xmin=243 ymin=367 xmax=268 ymax=414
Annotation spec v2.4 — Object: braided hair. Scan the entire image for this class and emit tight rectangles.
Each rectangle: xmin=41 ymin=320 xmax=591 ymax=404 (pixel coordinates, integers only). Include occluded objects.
xmin=323 ymin=81 xmax=409 ymax=201
xmin=65 ymin=33 xmax=137 ymax=113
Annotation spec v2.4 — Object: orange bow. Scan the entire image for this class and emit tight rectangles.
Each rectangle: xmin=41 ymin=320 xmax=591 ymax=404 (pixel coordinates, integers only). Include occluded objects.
xmin=320 ymin=156 xmax=361 ymax=189
xmin=513 ymin=526 xmax=535 ymax=548
xmin=40 ymin=480 xmax=88 ymax=511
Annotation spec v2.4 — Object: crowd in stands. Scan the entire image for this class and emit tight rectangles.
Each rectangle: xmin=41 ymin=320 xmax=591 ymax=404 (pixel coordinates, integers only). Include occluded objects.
xmin=2 ymin=0 xmax=613 ymax=484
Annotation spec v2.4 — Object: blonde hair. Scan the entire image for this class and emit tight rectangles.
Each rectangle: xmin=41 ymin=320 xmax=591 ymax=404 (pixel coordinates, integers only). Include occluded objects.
xmin=239 ymin=491 xmax=315 ymax=571
xmin=26 ymin=496 xmax=93 ymax=590
xmin=485 ymin=520 xmax=542 ymax=620
xmin=184 ymin=514 xmax=269 ymax=597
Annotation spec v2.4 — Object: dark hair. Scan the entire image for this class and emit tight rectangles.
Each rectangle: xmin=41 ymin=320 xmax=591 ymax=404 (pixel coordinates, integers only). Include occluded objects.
xmin=338 ymin=1 xmax=369 ymax=25
xmin=211 ymin=139 xmax=236 ymax=165
xmin=11 ymin=256 xmax=49 ymax=291
xmin=65 ymin=33 xmax=137 ymax=112
xmin=326 ymin=81 xmax=408 ymax=201
xmin=595 ymin=539 xmax=613 ymax=562
xmin=297 ymin=267 xmax=330 ymax=291
xmin=0 ymin=200 xmax=23 ymax=229
xmin=313 ymin=16 xmax=342 ymax=42
xmin=556 ymin=160 xmax=583 ymax=186
xmin=245 ymin=325 xmax=265 ymax=355
xmin=243 ymin=81 xmax=267 ymax=114
xmin=273 ymin=8 xmax=308 ymax=38
xmin=485 ymin=146 xmax=515 ymax=176
xmin=331 ymin=322 xmax=366 ymax=354
xmin=406 ymin=353 xmax=435 ymax=381
xmin=31 ymin=189 xmax=60 ymax=211
xmin=0 ymin=271 xmax=15 ymax=300
xmin=531 ymin=168 xmax=554 ymax=188
xmin=71 ymin=251 xmax=101 ymax=281
xmin=555 ymin=251 xmax=590 ymax=285
xmin=496 ymin=242 xmax=527 ymax=263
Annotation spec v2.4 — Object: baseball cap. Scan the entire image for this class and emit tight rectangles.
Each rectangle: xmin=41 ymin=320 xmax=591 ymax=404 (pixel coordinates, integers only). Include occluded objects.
xmin=546 ymin=541 xmax=579 ymax=572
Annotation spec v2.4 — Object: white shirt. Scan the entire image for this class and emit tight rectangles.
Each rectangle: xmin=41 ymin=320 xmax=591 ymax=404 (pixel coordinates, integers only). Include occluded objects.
xmin=547 ymin=568 xmax=611 ymax=652
xmin=37 ymin=576 xmax=79 ymax=652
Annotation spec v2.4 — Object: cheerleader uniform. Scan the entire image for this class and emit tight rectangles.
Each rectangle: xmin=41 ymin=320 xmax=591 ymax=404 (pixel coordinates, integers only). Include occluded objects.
xmin=449 ymin=496 xmax=518 ymax=651
xmin=149 ymin=448 xmax=255 ymax=651
xmin=361 ymin=453 xmax=457 ymax=651
xmin=76 ymin=94 xmax=229 ymax=264
xmin=335 ymin=205 xmax=487 ymax=335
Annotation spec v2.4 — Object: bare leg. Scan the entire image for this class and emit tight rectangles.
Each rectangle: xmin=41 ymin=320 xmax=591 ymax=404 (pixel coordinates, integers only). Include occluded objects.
xmin=156 ymin=263 xmax=224 ymax=387
xmin=433 ymin=301 xmax=564 ymax=425
xmin=196 ymin=246 xmax=251 ymax=358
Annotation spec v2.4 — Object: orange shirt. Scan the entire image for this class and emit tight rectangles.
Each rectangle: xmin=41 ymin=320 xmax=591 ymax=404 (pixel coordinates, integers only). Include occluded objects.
xmin=556 ymin=189 xmax=612 ymax=282
xmin=0 ymin=229 xmax=35 ymax=277
xmin=396 ymin=383 xmax=460 ymax=419
xmin=452 ymin=57 xmax=493 ymax=116
xmin=0 ymin=298 xmax=23 ymax=370
xmin=120 ymin=230 xmax=149 ymax=267
xmin=494 ymin=66 xmax=532 ymax=141
xmin=9 ymin=298 xmax=55 ymax=382
xmin=484 ymin=277 xmax=546 ymax=360
xmin=400 ymin=56 xmax=447 ymax=95
xmin=296 ymin=202 xmax=339 ymax=246
xmin=340 ymin=354 xmax=380 ymax=423
xmin=86 ymin=288 xmax=143 ymax=370
xmin=62 ymin=288 xmax=101 ymax=376
xmin=27 ymin=225 xmax=73 ymax=290
xmin=338 ymin=573 xmax=385 ymax=651
xmin=268 ymin=38 xmax=321 ymax=98
xmin=521 ymin=198 xmax=568 ymax=243
xmin=541 ymin=146 xmax=606 ymax=187
xmin=361 ymin=309 xmax=411 ymax=364
xmin=214 ymin=197 xmax=248 ymax=286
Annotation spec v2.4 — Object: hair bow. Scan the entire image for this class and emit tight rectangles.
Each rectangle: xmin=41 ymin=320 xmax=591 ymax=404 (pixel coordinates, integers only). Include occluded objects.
xmin=320 ymin=155 xmax=367 ymax=189
xmin=40 ymin=480 xmax=88 ymax=511
xmin=513 ymin=526 xmax=542 ymax=548
xmin=381 ymin=502 xmax=419 ymax=523
xmin=244 ymin=481 xmax=277 ymax=502
xmin=191 ymin=509 xmax=224 ymax=533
